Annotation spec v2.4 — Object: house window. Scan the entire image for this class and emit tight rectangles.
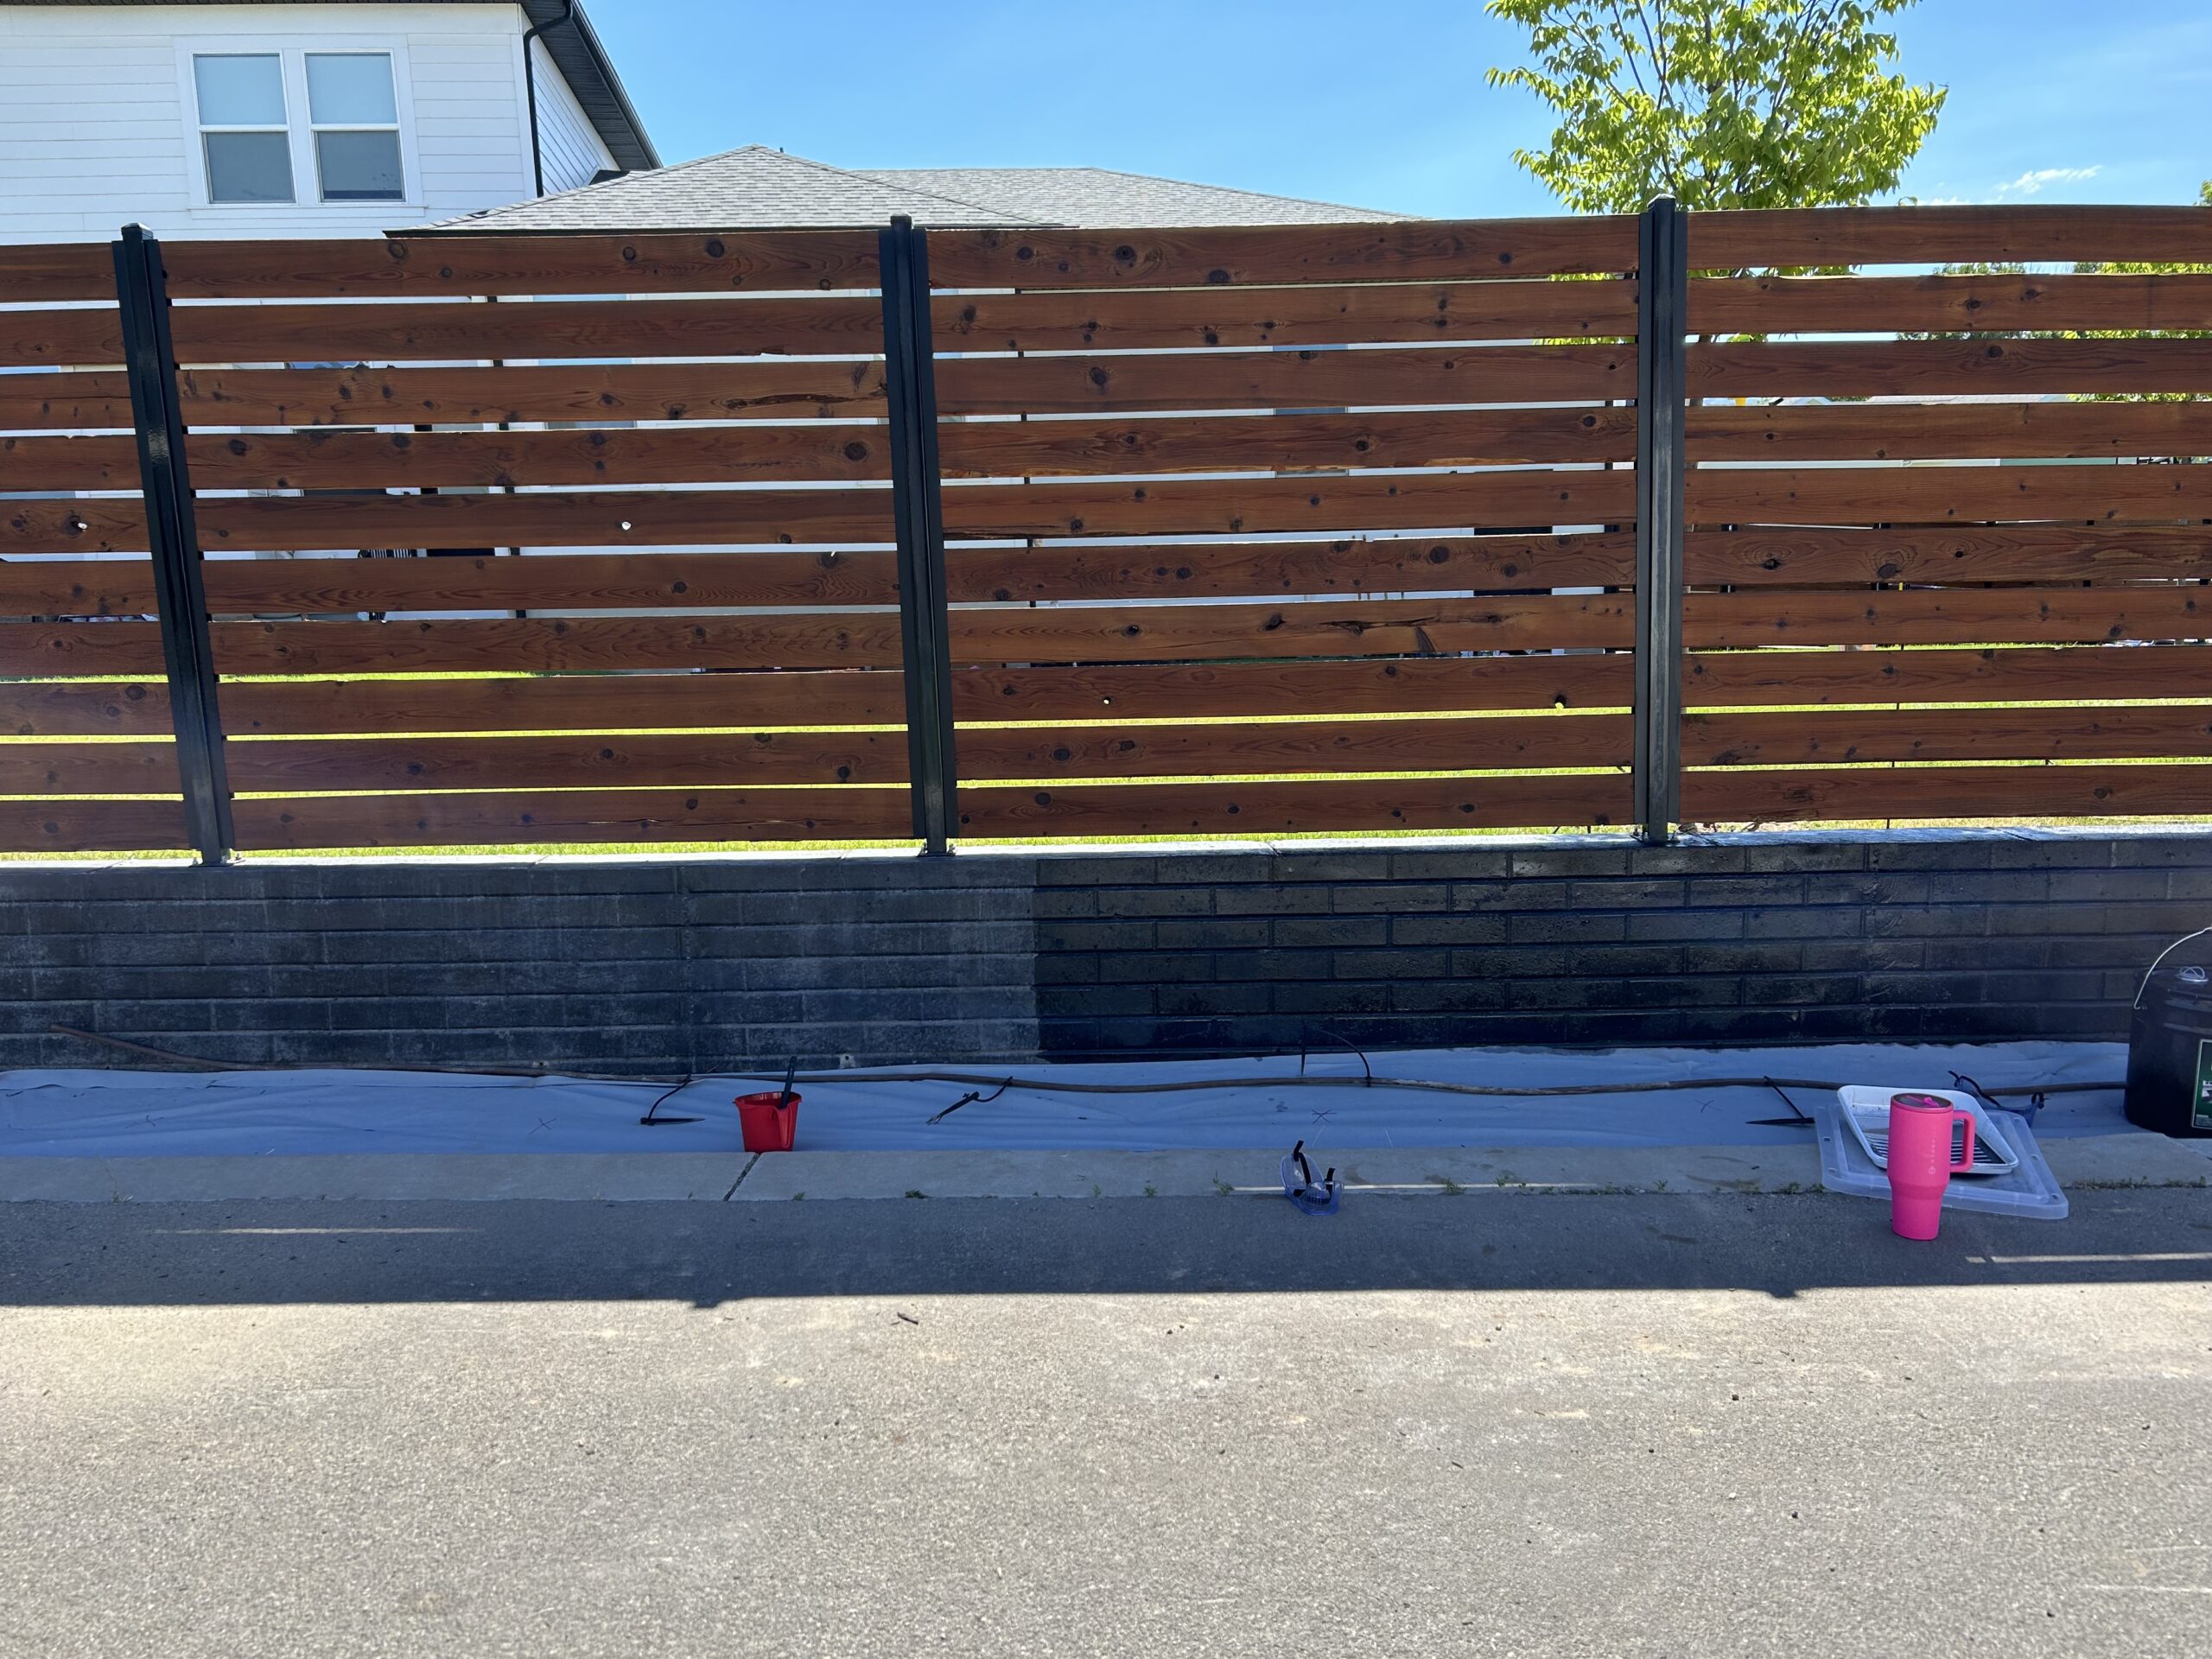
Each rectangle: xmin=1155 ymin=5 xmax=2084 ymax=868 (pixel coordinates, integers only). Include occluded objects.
xmin=189 ymin=48 xmax=408 ymax=207
xmin=306 ymin=54 xmax=404 ymax=201
xmin=194 ymin=54 xmax=295 ymax=203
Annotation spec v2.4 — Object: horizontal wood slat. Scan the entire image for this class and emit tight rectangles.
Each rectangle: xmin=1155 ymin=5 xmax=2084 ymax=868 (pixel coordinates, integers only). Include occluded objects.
xmin=936 ymin=344 xmax=1631 ymax=415
xmin=1683 ymin=588 xmax=2209 ymax=650
xmin=221 ymin=670 xmax=905 ymax=735
xmin=926 ymin=218 xmax=1640 ymax=289
xmin=209 ymin=615 xmax=905 ymax=675
xmin=0 ymin=307 xmax=119 ymax=370
xmin=2 ymin=500 xmax=140 ymax=556
xmin=0 ymin=621 xmax=166 ymax=675
xmin=165 ymin=296 xmax=884 ymax=365
xmin=951 ymin=655 xmax=1634 ymax=722
xmin=0 ymin=740 xmax=179 ymax=794
xmin=204 ymin=550 xmax=895 ymax=614
xmin=1686 ymin=401 xmax=2212 ymax=465
xmin=1688 ymin=206 xmax=2212 ymax=271
xmin=935 ymin=278 xmax=1638 ymax=352
xmin=0 ymin=433 xmax=138 ymax=492
xmin=1682 ymin=645 xmax=2212 ymax=708
xmin=1685 ymin=463 xmax=2212 ymax=526
xmin=1684 ymin=704 xmax=2212 ymax=766
xmin=939 ymin=470 xmax=1637 ymax=540
xmin=1686 ymin=526 xmax=2212 ymax=588
xmin=954 ymin=773 xmax=1631 ymax=837
xmin=226 ymin=732 xmax=906 ymax=791
xmin=1689 ymin=270 xmax=2212 ymax=336
xmin=3 ymin=491 xmax=901 ymax=556
xmin=26 ymin=351 xmax=1615 ymax=430
xmin=0 ymin=372 xmax=133 ymax=431
xmin=156 ymin=232 xmax=884 ymax=299
xmin=944 ymin=594 xmax=1631 ymax=665
xmin=98 ymin=275 xmax=2183 ymax=379
xmin=0 ymin=680 xmax=171 ymax=736
xmin=961 ymin=712 xmax=1630 ymax=781
xmin=0 ymin=555 xmax=156 ymax=616
xmin=938 ymin=407 xmax=1637 ymax=477
xmin=0 ymin=426 xmax=894 ymax=493
xmin=217 ymin=490 xmax=892 ymax=556
xmin=194 ymin=426 xmax=891 ymax=491
xmin=1682 ymin=762 xmax=2212 ymax=824
xmin=0 ymin=532 xmax=1639 ymax=620
xmin=0 ymin=798 xmax=188 ymax=852
xmin=0 ymin=243 xmax=115 ymax=305
xmin=231 ymin=786 xmax=912 ymax=851
xmin=947 ymin=531 xmax=1637 ymax=602
xmin=1692 ymin=338 xmax=2212 ymax=398
xmin=172 ymin=362 xmax=890 ymax=428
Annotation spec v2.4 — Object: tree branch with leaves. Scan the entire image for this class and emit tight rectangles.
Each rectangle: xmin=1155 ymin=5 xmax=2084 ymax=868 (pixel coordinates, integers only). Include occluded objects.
xmin=1486 ymin=0 xmax=1946 ymax=214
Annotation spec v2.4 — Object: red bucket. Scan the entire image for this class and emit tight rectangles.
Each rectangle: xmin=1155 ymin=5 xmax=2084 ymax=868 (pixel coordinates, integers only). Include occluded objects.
xmin=735 ymin=1090 xmax=800 ymax=1153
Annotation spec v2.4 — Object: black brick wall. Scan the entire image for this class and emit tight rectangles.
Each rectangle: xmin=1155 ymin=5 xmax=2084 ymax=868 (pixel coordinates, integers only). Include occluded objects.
xmin=0 ymin=857 xmax=1040 ymax=1074
xmin=2 ymin=830 xmax=2204 ymax=1073
xmin=1030 ymin=831 xmax=2212 ymax=1059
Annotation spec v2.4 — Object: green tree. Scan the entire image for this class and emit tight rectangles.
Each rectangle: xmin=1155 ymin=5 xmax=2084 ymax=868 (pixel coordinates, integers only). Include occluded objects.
xmin=1486 ymin=0 xmax=1947 ymax=213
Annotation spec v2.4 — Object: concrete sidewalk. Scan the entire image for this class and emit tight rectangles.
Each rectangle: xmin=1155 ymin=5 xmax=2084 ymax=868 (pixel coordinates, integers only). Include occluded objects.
xmin=4 ymin=1128 xmax=2206 ymax=1203
xmin=3 ymin=1188 xmax=2209 ymax=1657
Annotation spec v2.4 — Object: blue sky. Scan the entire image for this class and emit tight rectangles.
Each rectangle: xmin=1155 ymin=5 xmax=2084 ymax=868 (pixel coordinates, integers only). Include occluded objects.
xmin=588 ymin=0 xmax=2210 ymax=213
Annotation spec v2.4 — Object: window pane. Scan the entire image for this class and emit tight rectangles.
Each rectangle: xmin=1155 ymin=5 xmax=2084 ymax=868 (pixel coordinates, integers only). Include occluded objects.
xmin=316 ymin=130 xmax=404 ymax=200
xmin=306 ymin=54 xmax=397 ymax=125
xmin=205 ymin=130 xmax=296 ymax=203
xmin=194 ymin=54 xmax=287 ymax=126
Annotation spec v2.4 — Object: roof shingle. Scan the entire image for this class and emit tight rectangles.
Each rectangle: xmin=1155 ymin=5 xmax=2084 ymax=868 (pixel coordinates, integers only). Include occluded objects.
xmin=867 ymin=166 xmax=1406 ymax=226
xmin=423 ymin=147 xmax=1024 ymax=232
xmin=421 ymin=146 xmax=1410 ymax=232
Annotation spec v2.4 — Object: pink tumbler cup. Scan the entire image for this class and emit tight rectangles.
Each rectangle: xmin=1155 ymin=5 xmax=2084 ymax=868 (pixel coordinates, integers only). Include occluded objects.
xmin=1886 ymin=1091 xmax=1976 ymax=1241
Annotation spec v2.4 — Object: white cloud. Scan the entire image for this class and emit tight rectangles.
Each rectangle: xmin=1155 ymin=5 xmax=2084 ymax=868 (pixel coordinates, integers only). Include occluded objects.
xmin=1993 ymin=166 xmax=2103 ymax=200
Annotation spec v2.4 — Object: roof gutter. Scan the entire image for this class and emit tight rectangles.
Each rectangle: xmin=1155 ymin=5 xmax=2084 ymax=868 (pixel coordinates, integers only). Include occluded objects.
xmin=521 ymin=0 xmax=578 ymax=199
xmin=557 ymin=2 xmax=658 ymax=171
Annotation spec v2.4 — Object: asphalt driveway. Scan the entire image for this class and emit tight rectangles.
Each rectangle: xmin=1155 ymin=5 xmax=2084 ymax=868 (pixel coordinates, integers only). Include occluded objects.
xmin=3 ymin=1188 xmax=2209 ymax=1657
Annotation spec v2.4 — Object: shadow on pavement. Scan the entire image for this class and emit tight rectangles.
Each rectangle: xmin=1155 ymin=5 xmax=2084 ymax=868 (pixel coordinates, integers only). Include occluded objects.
xmin=4 ymin=1188 xmax=2209 ymax=1308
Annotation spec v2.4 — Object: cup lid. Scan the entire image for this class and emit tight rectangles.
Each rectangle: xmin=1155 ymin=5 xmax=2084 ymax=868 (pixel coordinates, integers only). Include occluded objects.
xmin=1889 ymin=1091 xmax=1952 ymax=1111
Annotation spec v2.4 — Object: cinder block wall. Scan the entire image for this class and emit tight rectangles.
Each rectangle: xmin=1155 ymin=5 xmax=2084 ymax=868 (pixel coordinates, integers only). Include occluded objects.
xmin=1030 ymin=832 xmax=2212 ymax=1058
xmin=2 ymin=830 xmax=2206 ymax=1074
xmin=0 ymin=858 xmax=1041 ymax=1073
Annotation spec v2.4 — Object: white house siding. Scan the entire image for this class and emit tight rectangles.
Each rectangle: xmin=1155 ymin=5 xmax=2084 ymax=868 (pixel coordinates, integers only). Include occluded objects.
xmin=0 ymin=30 xmax=194 ymax=232
xmin=529 ymin=32 xmax=611 ymax=194
xmin=0 ymin=3 xmax=593 ymax=242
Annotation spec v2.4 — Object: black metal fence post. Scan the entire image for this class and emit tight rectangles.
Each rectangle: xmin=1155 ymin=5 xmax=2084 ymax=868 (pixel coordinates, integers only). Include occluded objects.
xmin=878 ymin=214 xmax=957 ymax=854
xmin=1631 ymin=196 xmax=1688 ymax=847
xmin=112 ymin=223 xmax=234 ymax=866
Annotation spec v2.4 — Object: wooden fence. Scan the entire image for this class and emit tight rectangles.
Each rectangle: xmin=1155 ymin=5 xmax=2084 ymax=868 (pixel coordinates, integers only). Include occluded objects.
xmin=1678 ymin=208 xmax=2212 ymax=825
xmin=0 ymin=202 xmax=2205 ymax=858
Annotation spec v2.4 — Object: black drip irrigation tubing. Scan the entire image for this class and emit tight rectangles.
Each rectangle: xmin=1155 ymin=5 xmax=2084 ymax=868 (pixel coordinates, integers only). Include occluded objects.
xmin=721 ymin=1069 xmax=2122 ymax=1103
xmin=44 ymin=1025 xmax=2122 ymax=1115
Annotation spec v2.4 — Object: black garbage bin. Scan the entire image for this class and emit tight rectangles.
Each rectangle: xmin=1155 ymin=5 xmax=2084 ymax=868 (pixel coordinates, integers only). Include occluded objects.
xmin=2125 ymin=957 xmax=2212 ymax=1139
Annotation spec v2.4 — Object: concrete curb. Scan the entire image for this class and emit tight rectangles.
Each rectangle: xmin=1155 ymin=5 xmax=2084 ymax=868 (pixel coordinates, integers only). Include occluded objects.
xmin=0 ymin=1152 xmax=751 ymax=1204
xmin=2 ymin=1134 xmax=2202 ymax=1204
xmin=729 ymin=1142 xmax=1825 ymax=1202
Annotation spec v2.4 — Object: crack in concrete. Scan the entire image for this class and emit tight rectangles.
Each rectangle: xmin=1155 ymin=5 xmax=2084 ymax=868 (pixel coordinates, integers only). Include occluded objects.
xmin=722 ymin=1152 xmax=764 ymax=1201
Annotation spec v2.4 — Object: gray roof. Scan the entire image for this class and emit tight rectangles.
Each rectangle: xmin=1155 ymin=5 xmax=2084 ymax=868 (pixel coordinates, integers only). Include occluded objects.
xmin=0 ymin=1 xmax=657 ymax=171
xmin=871 ymin=167 xmax=1405 ymax=226
xmin=420 ymin=145 xmax=1410 ymax=233
xmin=426 ymin=146 xmax=1023 ymax=233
